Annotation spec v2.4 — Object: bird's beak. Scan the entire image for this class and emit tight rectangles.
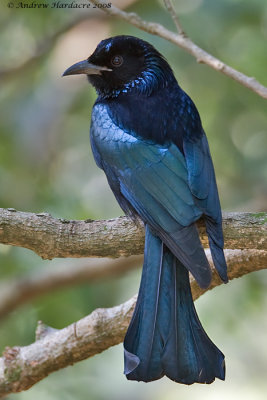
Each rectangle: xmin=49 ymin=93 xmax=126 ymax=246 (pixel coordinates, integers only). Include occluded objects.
xmin=62 ymin=59 xmax=112 ymax=77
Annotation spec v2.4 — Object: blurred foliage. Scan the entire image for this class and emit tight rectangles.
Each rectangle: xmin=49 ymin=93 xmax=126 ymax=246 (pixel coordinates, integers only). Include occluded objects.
xmin=0 ymin=0 xmax=267 ymax=399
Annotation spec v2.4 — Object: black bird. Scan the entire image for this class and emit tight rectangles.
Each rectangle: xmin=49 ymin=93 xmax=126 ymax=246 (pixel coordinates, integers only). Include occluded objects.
xmin=63 ymin=35 xmax=228 ymax=384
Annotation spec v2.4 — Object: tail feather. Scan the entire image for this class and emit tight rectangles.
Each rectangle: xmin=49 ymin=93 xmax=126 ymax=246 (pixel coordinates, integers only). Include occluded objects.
xmin=162 ymin=256 xmax=225 ymax=383
xmin=124 ymin=227 xmax=166 ymax=380
xmin=159 ymin=224 xmax=212 ymax=289
xmin=205 ymin=217 xmax=228 ymax=283
xmin=124 ymin=225 xmax=225 ymax=384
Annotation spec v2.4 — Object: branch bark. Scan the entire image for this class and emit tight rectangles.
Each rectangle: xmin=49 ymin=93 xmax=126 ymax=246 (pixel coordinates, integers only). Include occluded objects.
xmin=0 ymin=248 xmax=266 ymax=397
xmin=0 ymin=208 xmax=266 ymax=259
xmin=90 ymin=0 xmax=267 ymax=99
xmin=0 ymin=296 xmax=136 ymax=397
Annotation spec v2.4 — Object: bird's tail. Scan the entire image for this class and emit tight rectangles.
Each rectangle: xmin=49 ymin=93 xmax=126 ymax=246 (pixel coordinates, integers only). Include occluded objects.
xmin=205 ymin=216 xmax=228 ymax=284
xmin=124 ymin=225 xmax=225 ymax=384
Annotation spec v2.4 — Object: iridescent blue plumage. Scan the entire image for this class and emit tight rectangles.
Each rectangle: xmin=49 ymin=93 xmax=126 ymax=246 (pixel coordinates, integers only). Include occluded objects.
xmin=124 ymin=226 xmax=225 ymax=383
xmin=64 ymin=35 xmax=228 ymax=384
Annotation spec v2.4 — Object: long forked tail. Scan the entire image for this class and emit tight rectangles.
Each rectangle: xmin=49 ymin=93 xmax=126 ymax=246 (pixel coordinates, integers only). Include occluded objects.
xmin=124 ymin=225 xmax=225 ymax=384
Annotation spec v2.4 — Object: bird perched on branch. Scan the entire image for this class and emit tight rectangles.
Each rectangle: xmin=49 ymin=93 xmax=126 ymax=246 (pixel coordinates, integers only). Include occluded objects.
xmin=63 ymin=35 xmax=228 ymax=384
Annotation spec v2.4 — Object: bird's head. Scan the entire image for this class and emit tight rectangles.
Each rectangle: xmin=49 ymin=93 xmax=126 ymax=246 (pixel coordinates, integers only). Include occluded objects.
xmin=63 ymin=35 xmax=174 ymax=98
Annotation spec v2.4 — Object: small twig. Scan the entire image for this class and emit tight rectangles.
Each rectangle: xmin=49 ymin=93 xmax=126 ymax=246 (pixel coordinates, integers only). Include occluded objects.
xmin=163 ymin=0 xmax=185 ymax=36
xmin=90 ymin=0 xmax=267 ymax=99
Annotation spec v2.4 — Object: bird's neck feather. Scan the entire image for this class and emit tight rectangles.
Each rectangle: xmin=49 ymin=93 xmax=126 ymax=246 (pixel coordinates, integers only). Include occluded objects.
xmin=95 ymin=81 xmax=202 ymax=152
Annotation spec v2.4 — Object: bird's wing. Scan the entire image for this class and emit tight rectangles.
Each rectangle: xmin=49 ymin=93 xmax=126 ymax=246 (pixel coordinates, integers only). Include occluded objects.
xmin=183 ymin=133 xmax=228 ymax=282
xmin=183 ymin=134 xmax=221 ymax=221
xmin=91 ymin=104 xmax=212 ymax=287
xmin=117 ymin=140 xmax=201 ymax=227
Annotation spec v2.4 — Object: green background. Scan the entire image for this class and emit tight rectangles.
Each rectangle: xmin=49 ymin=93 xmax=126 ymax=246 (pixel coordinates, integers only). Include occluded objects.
xmin=0 ymin=0 xmax=267 ymax=399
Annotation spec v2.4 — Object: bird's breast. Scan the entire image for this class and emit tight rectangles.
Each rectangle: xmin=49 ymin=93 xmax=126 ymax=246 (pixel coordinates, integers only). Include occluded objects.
xmin=90 ymin=103 xmax=140 ymax=167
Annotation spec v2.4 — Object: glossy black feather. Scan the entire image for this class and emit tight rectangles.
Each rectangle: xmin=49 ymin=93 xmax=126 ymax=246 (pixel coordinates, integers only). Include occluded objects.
xmin=124 ymin=226 xmax=225 ymax=383
xmin=67 ymin=35 xmax=228 ymax=384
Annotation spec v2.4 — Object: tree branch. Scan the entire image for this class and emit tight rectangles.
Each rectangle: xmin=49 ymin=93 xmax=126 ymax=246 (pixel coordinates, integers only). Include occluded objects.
xmin=0 ymin=0 xmax=138 ymax=81
xmin=1 ymin=245 xmax=266 ymax=320
xmin=90 ymin=0 xmax=267 ymax=99
xmin=0 ymin=247 xmax=266 ymax=397
xmin=0 ymin=208 xmax=266 ymax=259
xmin=0 ymin=255 xmax=142 ymax=319
xmin=0 ymin=295 xmax=136 ymax=397
xmin=191 ymin=249 xmax=267 ymax=300
xmin=163 ymin=0 xmax=184 ymax=36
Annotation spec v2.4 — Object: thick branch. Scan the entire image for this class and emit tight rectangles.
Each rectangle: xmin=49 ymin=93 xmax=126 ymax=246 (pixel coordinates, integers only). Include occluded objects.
xmin=0 ymin=296 xmax=136 ymax=397
xmin=0 ymin=248 xmax=266 ymax=396
xmin=0 ymin=208 xmax=266 ymax=259
xmin=90 ymin=0 xmax=267 ymax=99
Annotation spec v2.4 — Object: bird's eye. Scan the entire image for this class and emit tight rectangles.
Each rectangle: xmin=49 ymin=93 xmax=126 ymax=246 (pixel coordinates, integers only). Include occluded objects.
xmin=111 ymin=55 xmax=123 ymax=67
